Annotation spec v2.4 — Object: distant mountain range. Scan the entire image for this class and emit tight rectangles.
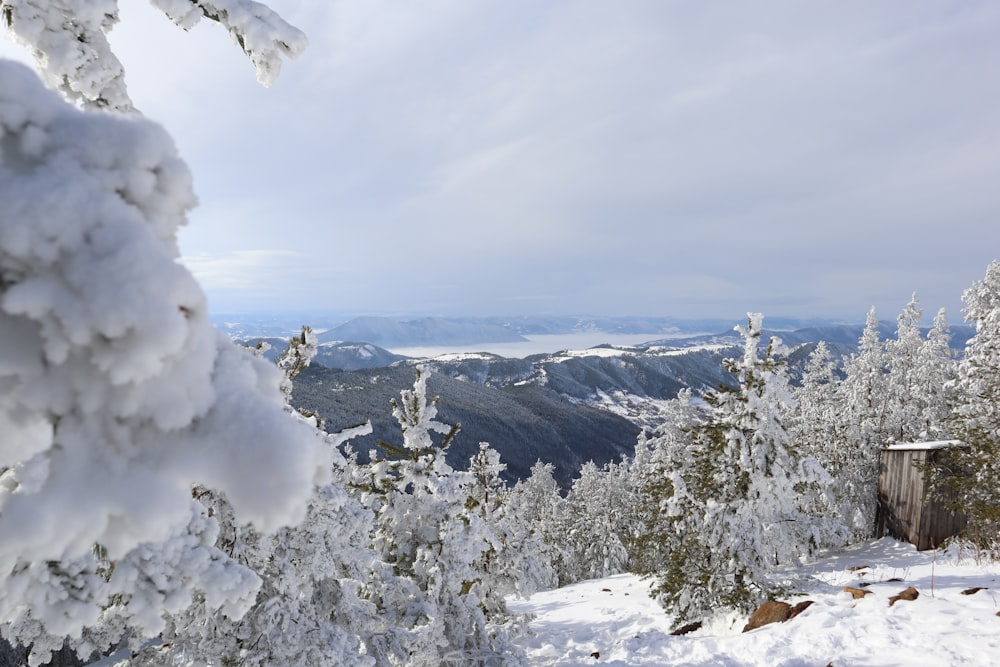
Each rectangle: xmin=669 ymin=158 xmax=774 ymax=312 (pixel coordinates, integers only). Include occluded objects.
xmin=316 ymin=316 xmax=528 ymax=347
xmin=256 ymin=317 xmax=977 ymax=485
xmin=219 ymin=313 xmax=856 ymax=345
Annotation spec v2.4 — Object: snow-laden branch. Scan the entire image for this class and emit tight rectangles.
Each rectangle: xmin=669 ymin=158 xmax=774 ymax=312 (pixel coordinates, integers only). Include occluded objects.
xmin=1 ymin=0 xmax=133 ymax=110
xmin=0 ymin=0 xmax=307 ymax=111
xmin=151 ymin=0 xmax=307 ymax=86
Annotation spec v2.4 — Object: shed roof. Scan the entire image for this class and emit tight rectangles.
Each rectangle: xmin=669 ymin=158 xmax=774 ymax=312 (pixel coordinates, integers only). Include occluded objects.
xmin=885 ymin=440 xmax=964 ymax=451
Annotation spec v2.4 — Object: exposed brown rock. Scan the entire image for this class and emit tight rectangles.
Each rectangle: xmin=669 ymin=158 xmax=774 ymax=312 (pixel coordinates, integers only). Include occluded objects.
xmin=889 ymin=587 xmax=919 ymax=606
xmin=788 ymin=600 xmax=815 ymax=620
xmin=590 ymin=651 xmax=600 ymax=659
xmin=670 ymin=621 xmax=703 ymax=636
xmin=743 ymin=600 xmax=791 ymax=632
xmin=961 ymin=587 xmax=988 ymax=595
xmin=843 ymin=586 xmax=872 ymax=599
xmin=847 ymin=565 xmax=870 ymax=572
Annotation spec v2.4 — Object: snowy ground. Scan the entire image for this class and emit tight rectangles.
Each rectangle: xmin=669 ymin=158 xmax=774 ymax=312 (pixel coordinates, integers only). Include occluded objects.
xmin=509 ymin=539 xmax=1000 ymax=666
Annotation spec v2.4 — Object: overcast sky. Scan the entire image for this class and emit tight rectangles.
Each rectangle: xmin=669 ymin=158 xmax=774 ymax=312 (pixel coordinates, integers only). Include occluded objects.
xmin=3 ymin=1 xmax=999 ymax=323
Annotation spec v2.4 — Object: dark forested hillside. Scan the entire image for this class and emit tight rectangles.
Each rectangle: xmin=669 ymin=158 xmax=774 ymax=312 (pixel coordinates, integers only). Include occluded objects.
xmin=291 ymin=364 xmax=641 ymax=486
xmin=289 ymin=321 xmax=978 ymax=484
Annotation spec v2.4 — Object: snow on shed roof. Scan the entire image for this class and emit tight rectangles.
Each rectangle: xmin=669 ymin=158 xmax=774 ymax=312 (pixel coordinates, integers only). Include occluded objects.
xmin=885 ymin=440 xmax=964 ymax=451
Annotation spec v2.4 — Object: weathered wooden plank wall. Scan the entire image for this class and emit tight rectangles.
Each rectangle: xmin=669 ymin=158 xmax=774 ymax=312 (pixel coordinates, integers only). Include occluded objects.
xmin=875 ymin=445 xmax=967 ymax=550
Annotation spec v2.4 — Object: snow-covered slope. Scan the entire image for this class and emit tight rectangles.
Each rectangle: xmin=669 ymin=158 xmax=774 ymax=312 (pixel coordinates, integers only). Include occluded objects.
xmin=510 ymin=539 xmax=1000 ymax=666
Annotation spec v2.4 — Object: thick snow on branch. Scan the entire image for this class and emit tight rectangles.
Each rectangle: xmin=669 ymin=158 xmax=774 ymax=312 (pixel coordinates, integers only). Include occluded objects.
xmin=0 ymin=59 xmax=327 ymax=644
xmin=0 ymin=0 xmax=133 ymax=110
xmin=150 ymin=0 xmax=307 ymax=86
xmin=1 ymin=0 xmax=306 ymax=111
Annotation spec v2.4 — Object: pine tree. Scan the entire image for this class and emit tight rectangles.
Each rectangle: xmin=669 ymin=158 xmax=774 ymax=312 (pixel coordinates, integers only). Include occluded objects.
xmin=836 ymin=307 xmax=890 ymax=537
xmin=913 ymin=308 xmax=957 ymax=440
xmin=351 ymin=368 xmax=527 ymax=666
xmin=932 ymin=261 xmax=1000 ymax=549
xmin=884 ymin=294 xmax=927 ymax=443
xmin=504 ymin=462 xmax=564 ymax=589
xmin=1 ymin=3 xmax=323 ymax=663
xmin=559 ymin=461 xmax=631 ymax=584
xmin=648 ymin=314 xmax=827 ymax=621
xmin=628 ymin=390 xmax=706 ymax=577
xmin=464 ymin=444 xmax=552 ymax=613
xmin=786 ymin=342 xmax=852 ymax=549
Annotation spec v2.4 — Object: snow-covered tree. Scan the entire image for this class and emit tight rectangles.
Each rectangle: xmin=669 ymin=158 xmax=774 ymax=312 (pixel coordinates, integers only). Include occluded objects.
xmin=932 ymin=261 xmax=1000 ymax=549
xmin=883 ymin=294 xmax=928 ymax=442
xmin=835 ymin=307 xmax=890 ymax=537
xmin=0 ymin=2 xmax=329 ymax=663
xmin=557 ymin=461 xmax=631 ymax=584
xmin=648 ymin=314 xmax=830 ymax=621
xmin=628 ymin=389 xmax=709 ymax=578
xmin=504 ymin=462 xmax=563 ymax=589
xmin=124 ymin=421 xmax=379 ymax=666
xmin=350 ymin=369 xmax=527 ymax=666
xmin=0 ymin=59 xmax=329 ymax=665
xmin=913 ymin=308 xmax=956 ymax=440
xmin=787 ymin=341 xmax=840 ymax=457
xmin=784 ymin=342 xmax=855 ymax=546
xmin=464 ymin=444 xmax=552 ymax=614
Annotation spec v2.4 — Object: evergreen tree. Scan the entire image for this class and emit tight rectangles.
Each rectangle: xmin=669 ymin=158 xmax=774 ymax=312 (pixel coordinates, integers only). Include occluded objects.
xmin=628 ymin=390 xmax=707 ymax=577
xmin=350 ymin=368 xmax=527 ymax=666
xmin=786 ymin=342 xmax=852 ymax=549
xmin=559 ymin=461 xmax=631 ymax=584
xmin=836 ymin=307 xmax=890 ymax=537
xmin=114 ymin=340 xmax=378 ymax=666
xmin=0 ymin=3 xmax=326 ymax=663
xmin=884 ymin=294 xmax=927 ymax=442
xmin=504 ymin=462 xmax=564 ymax=589
xmin=464 ymin=444 xmax=552 ymax=612
xmin=913 ymin=308 xmax=957 ymax=440
xmin=648 ymin=314 xmax=827 ymax=621
xmin=0 ymin=49 xmax=329 ymax=666
xmin=932 ymin=261 xmax=1000 ymax=549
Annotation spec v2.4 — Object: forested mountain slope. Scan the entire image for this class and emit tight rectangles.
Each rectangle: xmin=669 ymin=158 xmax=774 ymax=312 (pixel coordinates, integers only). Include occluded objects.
xmin=291 ymin=364 xmax=641 ymax=485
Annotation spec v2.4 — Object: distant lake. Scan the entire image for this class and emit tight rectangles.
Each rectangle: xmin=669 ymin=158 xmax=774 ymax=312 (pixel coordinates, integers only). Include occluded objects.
xmin=387 ymin=332 xmax=695 ymax=359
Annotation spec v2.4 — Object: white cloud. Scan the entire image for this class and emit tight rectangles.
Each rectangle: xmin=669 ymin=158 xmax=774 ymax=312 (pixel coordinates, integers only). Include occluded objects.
xmin=6 ymin=0 xmax=1000 ymax=320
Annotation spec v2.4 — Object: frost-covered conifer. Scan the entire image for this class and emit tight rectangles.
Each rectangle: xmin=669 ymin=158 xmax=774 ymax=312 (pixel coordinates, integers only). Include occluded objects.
xmin=648 ymin=315 xmax=830 ymax=621
xmin=629 ymin=389 xmax=709 ymax=579
xmin=465 ymin=444 xmax=552 ymax=613
xmin=883 ymin=294 xmax=927 ymax=442
xmin=914 ymin=308 xmax=956 ymax=439
xmin=557 ymin=461 xmax=630 ymax=584
xmin=351 ymin=369 xmax=527 ymax=666
xmin=131 ymin=422 xmax=379 ymax=666
xmin=788 ymin=341 xmax=840 ymax=459
xmin=836 ymin=307 xmax=890 ymax=537
xmin=504 ymin=462 xmax=563 ymax=588
xmin=1 ymin=3 xmax=325 ymax=663
xmin=0 ymin=60 xmax=328 ymax=665
xmin=785 ymin=342 xmax=853 ymax=547
xmin=932 ymin=261 xmax=1000 ymax=548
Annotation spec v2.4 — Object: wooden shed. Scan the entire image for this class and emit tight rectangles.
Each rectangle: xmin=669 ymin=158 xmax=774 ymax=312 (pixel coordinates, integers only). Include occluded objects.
xmin=875 ymin=440 xmax=967 ymax=551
